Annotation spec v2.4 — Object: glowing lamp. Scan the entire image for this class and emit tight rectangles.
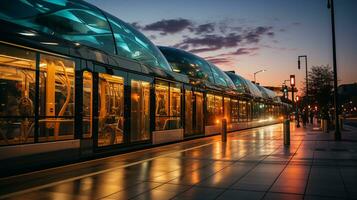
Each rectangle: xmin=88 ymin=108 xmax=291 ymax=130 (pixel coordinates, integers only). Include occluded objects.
xmin=290 ymin=75 xmax=295 ymax=87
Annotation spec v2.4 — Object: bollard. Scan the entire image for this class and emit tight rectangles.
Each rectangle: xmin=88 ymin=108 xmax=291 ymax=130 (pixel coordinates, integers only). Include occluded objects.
xmin=339 ymin=115 xmax=344 ymax=130
xmin=221 ymin=119 xmax=227 ymax=142
xmin=283 ymin=119 xmax=290 ymax=145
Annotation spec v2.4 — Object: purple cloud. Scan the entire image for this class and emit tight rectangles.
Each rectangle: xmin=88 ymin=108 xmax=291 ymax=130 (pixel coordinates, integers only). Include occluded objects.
xmin=143 ymin=18 xmax=193 ymax=34
xmin=244 ymin=26 xmax=273 ymax=43
xmin=191 ymin=23 xmax=215 ymax=35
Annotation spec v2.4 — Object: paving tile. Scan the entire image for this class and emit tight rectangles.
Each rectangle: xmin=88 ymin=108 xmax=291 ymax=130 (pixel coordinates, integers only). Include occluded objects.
xmin=339 ymin=167 xmax=357 ymax=198
xmin=131 ymin=189 xmax=179 ymax=200
xmin=263 ymin=192 xmax=303 ymax=200
xmin=304 ymin=195 xmax=344 ymax=200
xmin=306 ymin=166 xmax=347 ymax=198
xmin=197 ymin=162 xmax=256 ymax=188
xmin=216 ymin=189 xmax=264 ymax=200
xmin=103 ymin=182 xmax=162 ymax=200
xmin=231 ymin=163 xmax=285 ymax=191
xmin=172 ymin=186 xmax=224 ymax=200
xmin=270 ymin=165 xmax=310 ymax=194
xmin=168 ymin=161 xmax=232 ymax=185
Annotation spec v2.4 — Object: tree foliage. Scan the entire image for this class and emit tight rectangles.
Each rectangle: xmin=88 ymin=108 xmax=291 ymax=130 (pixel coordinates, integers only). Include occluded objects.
xmin=301 ymin=65 xmax=333 ymax=118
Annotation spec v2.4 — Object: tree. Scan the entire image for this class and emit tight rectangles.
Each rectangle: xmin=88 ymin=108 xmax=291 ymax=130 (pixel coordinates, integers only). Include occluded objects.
xmin=301 ymin=65 xmax=333 ymax=120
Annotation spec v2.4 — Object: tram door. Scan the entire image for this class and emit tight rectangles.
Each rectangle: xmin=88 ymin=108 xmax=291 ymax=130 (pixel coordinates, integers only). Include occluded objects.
xmin=184 ymin=90 xmax=204 ymax=136
xmin=129 ymin=74 xmax=152 ymax=143
xmin=194 ymin=92 xmax=204 ymax=134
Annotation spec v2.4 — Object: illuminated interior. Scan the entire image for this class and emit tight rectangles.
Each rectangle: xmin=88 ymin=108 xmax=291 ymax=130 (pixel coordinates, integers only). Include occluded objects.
xmin=83 ymin=71 xmax=92 ymax=138
xmin=39 ymin=54 xmax=75 ymax=142
xmin=0 ymin=45 xmax=36 ymax=145
xmin=185 ymin=90 xmax=204 ymax=136
xmin=97 ymin=74 xmax=124 ymax=146
xmin=155 ymin=81 xmax=182 ymax=131
xmin=131 ymin=80 xmax=150 ymax=142
xmin=0 ymin=43 xmax=76 ymax=145
xmin=206 ymin=94 xmax=223 ymax=126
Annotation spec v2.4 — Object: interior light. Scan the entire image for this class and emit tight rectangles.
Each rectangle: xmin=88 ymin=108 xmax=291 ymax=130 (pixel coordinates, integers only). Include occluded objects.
xmin=19 ymin=32 xmax=36 ymax=36
xmin=41 ymin=42 xmax=59 ymax=45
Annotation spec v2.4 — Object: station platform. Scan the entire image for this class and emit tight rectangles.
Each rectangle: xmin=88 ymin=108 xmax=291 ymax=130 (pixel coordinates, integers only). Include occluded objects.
xmin=1 ymin=123 xmax=357 ymax=200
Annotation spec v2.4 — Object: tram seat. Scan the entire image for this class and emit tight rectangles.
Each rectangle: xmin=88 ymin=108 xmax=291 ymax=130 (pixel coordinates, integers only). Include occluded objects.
xmin=163 ymin=118 xmax=181 ymax=130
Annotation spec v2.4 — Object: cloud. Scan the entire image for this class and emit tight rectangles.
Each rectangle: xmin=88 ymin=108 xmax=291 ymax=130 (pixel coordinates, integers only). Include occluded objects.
xmin=142 ymin=18 xmax=193 ymax=34
xmin=174 ymin=33 xmax=243 ymax=53
xmin=231 ymin=47 xmax=259 ymax=55
xmin=191 ymin=23 xmax=215 ymax=35
xmin=189 ymin=46 xmax=221 ymax=53
xmin=174 ymin=26 xmax=273 ymax=53
xmin=244 ymin=26 xmax=273 ymax=43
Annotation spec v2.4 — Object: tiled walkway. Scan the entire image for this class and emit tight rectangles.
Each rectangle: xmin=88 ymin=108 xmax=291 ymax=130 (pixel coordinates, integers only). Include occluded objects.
xmin=1 ymin=123 xmax=357 ymax=200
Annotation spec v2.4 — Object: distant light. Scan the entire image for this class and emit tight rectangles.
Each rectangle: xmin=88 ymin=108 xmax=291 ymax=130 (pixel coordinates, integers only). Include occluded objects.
xmin=74 ymin=42 xmax=80 ymax=46
xmin=19 ymin=32 xmax=36 ymax=36
xmin=41 ymin=42 xmax=59 ymax=45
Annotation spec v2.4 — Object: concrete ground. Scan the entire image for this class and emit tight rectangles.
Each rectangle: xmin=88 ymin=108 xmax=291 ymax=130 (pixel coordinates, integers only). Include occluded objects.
xmin=1 ymin=122 xmax=357 ymax=200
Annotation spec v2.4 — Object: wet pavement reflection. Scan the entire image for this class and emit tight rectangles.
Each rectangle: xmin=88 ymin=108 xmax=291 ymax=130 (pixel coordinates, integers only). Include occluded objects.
xmin=2 ymin=123 xmax=357 ymax=200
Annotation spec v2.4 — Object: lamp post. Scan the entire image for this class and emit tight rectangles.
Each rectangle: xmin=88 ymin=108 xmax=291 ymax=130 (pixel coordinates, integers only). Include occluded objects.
xmin=298 ymin=55 xmax=309 ymax=123
xmin=327 ymin=0 xmax=341 ymax=140
xmin=253 ymin=69 xmax=266 ymax=83
xmin=298 ymin=55 xmax=308 ymax=99
xmin=290 ymin=75 xmax=300 ymax=127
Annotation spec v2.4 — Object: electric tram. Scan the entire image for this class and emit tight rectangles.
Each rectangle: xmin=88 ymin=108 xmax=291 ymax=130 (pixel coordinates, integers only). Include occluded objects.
xmin=0 ymin=0 xmax=287 ymax=175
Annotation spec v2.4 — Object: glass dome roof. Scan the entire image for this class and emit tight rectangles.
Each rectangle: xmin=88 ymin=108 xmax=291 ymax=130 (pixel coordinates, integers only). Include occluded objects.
xmin=225 ymin=71 xmax=263 ymax=98
xmin=158 ymin=46 xmax=236 ymax=90
xmin=0 ymin=0 xmax=171 ymax=71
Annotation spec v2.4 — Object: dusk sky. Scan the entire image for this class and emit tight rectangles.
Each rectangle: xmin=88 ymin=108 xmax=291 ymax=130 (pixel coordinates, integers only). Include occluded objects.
xmin=87 ymin=0 xmax=357 ymax=93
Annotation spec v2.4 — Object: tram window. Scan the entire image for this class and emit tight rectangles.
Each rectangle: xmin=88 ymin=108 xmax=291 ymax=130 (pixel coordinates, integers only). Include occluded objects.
xmin=224 ymin=97 xmax=231 ymax=123
xmin=210 ymin=64 xmax=227 ymax=87
xmin=215 ymin=96 xmax=223 ymax=123
xmin=155 ymin=81 xmax=182 ymax=131
xmin=97 ymin=74 xmax=124 ymax=146
xmin=247 ymin=102 xmax=252 ymax=122
xmin=206 ymin=94 xmax=223 ymax=126
xmin=155 ymin=81 xmax=169 ymax=117
xmin=239 ymin=100 xmax=247 ymax=122
xmin=83 ymin=71 xmax=92 ymax=138
xmin=231 ymin=99 xmax=239 ymax=123
xmin=107 ymin=14 xmax=171 ymax=71
xmin=0 ymin=44 xmax=36 ymax=146
xmin=0 ymin=1 xmax=116 ymax=54
xmin=131 ymin=80 xmax=150 ymax=142
xmin=206 ymin=94 xmax=215 ymax=126
xmin=253 ymin=102 xmax=259 ymax=120
xmin=38 ymin=54 xmax=75 ymax=142
xmin=170 ymin=84 xmax=181 ymax=117
xmin=185 ymin=90 xmax=193 ymax=134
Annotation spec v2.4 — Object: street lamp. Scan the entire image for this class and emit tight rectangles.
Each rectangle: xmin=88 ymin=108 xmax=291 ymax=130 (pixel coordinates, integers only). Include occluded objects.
xmin=253 ymin=69 xmax=266 ymax=83
xmin=298 ymin=55 xmax=310 ymax=124
xmin=327 ymin=0 xmax=341 ymax=140
xmin=298 ymin=55 xmax=308 ymax=98
xmin=290 ymin=75 xmax=300 ymax=127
